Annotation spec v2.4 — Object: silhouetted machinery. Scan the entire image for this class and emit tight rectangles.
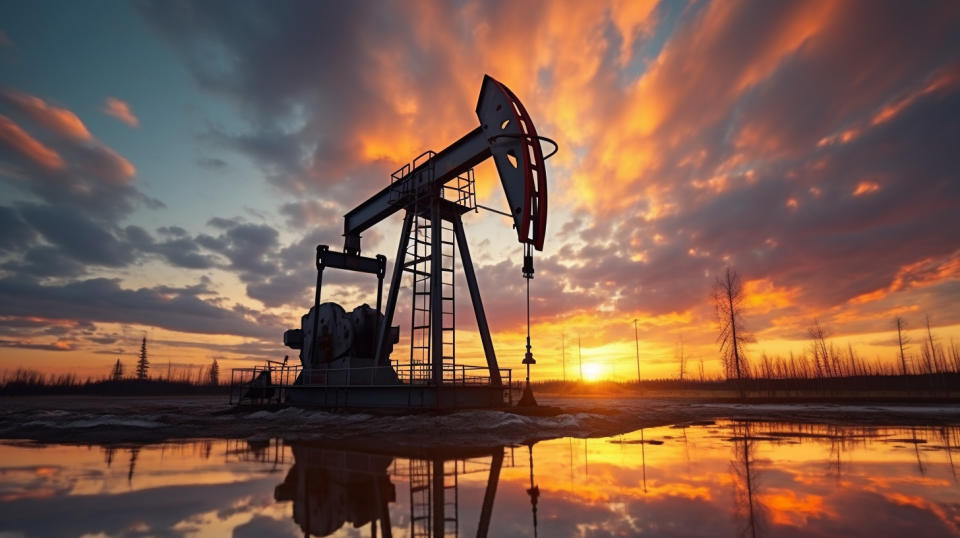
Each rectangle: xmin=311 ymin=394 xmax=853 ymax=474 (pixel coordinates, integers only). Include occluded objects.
xmin=280 ymin=75 xmax=555 ymax=409
xmin=275 ymin=442 xmax=509 ymax=537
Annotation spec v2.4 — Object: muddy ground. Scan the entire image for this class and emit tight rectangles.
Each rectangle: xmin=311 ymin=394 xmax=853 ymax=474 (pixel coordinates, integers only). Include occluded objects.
xmin=2 ymin=394 xmax=960 ymax=448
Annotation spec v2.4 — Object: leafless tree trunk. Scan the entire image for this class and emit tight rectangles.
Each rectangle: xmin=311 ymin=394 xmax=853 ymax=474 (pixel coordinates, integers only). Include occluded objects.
xmin=712 ymin=267 xmax=751 ymax=393
xmin=847 ymin=343 xmax=859 ymax=377
xmin=808 ymin=320 xmax=830 ymax=378
xmin=895 ymin=317 xmax=909 ymax=376
xmin=924 ymin=315 xmax=938 ymax=374
xmin=676 ymin=338 xmax=687 ymax=382
xmin=731 ymin=422 xmax=765 ymax=538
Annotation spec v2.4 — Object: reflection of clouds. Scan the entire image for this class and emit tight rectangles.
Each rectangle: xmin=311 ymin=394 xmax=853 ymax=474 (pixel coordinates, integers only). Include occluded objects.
xmin=2 ymin=425 xmax=960 ymax=536
xmin=0 ymin=477 xmax=283 ymax=538
xmin=757 ymin=489 xmax=832 ymax=527
xmin=492 ymin=422 xmax=960 ymax=537
xmin=232 ymin=514 xmax=301 ymax=538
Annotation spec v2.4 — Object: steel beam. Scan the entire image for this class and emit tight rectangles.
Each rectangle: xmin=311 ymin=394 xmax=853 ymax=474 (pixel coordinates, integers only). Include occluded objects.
xmin=344 ymin=127 xmax=489 ymax=250
xmin=453 ymin=216 xmax=502 ymax=385
xmin=317 ymin=246 xmax=385 ymax=275
xmin=375 ymin=211 xmax=414 ymax=365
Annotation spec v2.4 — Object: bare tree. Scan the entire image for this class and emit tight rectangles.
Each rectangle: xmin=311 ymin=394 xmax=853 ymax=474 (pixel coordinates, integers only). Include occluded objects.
xmin=808 ymin=319 xmax=830 ymax=378
xmin=731 ymin=421 xmax=766 ymax=538
xmin=922 ymin=315 xmax=939 ymax=374
xmin=712 ymin=267 xmax=751 ymax=384
xmin=895 ymin=317 xmax=909 ymax=376
xmin=925 ymin=315 xmax=949 ymax=373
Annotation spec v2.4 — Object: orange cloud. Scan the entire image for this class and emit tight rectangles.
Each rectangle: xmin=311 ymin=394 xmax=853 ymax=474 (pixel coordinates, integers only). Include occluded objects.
xmin=758 ymin=489 xmax=834 ymax=526
xmin=846 ymin=250 xmax=960 ymax=306
xmin=95 ymin=145 xmax=137 ymax=182
xmin=564 ymin=0 xmax=841 ymax=212
xmin=103 ymin=97 xmax=139 ymax=127
xmin=0 ymin=114 xmax=65 ymax=170
xmin=889 ymin=251 xmax=960 ymax=292
xmin=872 ymin=62 xmax=960 ymax=126
xmin=2 ymin=89 xmax=91 ymax=141
xmin=743 ymin=278 xmax=798 ymax=313
xmin=852 ymin=180 xmax=880 ymax=196
xmin=819 ymin=62 xmax=960 ymax=149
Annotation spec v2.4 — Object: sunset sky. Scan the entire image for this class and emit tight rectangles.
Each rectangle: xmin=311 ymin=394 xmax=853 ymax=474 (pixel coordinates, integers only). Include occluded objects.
xmin=1 ymin=0 xmax=958 ymax=381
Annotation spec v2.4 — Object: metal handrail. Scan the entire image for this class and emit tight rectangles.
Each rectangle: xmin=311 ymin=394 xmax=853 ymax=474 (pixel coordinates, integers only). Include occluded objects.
xmin=230 ymin=362 xmax=512 ymax=404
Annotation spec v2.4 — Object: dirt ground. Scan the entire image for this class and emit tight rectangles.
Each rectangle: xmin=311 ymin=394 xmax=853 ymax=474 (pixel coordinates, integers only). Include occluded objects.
xmin=2 ymin=393 xmax=960 ymax=447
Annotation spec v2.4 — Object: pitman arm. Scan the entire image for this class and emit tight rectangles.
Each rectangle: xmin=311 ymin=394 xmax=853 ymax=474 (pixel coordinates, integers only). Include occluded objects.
xmin=343 ymin=75 xmax=549 ymax=254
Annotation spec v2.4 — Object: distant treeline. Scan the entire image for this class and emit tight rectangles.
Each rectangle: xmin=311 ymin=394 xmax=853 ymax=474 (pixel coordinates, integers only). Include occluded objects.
xmin=533 ymin=372 xmax=960 ymax=396
xmin=533 ymin=309 xmax=960 ymax=399
xmin=0 ymin=368 xmax=228 ymax=396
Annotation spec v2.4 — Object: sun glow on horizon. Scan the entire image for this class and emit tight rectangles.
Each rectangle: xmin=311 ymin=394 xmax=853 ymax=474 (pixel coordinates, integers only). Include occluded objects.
xmin=581 ymin=362 xmax=607 ymax=382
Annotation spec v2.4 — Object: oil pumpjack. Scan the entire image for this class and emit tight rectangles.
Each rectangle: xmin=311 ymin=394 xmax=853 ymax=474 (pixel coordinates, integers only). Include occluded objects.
xmin=273 ymin=75 xmax=554 ymax=409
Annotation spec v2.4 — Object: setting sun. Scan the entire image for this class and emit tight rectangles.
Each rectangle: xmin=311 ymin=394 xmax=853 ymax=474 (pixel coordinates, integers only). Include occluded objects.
xmin=581 ymin=362 xmax=606 ymax=382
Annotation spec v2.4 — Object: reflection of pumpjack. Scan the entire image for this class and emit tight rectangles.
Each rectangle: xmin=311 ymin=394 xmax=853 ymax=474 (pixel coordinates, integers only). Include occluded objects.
xmin=275 ymin=443 xmax=508 ymax=538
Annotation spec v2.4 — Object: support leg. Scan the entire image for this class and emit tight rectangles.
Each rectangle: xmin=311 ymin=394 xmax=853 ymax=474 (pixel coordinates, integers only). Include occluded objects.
xmin=453 ymin=216 xmax=502 ymax=385
xmin=476 ymin=449 xmax=504 ymax=538
xmin=430 ymin=204 xmax=444 ymax=386
xmin=432 ymin=458 xmax=445 ymax=538
xmin=308 ymin=259 xmax=324 ymax=368
xmin=375 ymin=211 xmax=414 ymax=365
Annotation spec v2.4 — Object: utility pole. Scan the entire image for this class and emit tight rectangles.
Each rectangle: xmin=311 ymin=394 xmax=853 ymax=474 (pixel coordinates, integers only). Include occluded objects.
xmin=578 ymin=336 xmax=583 ymax=381
xmin=633 ymin=319 xmax=641 ymax=384
xmin=561 ymin=333 xmax=566 ymax=383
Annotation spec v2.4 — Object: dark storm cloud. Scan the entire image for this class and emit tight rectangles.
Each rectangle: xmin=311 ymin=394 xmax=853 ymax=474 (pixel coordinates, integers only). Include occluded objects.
xmin=0 ymin=477 xmax=279 ymax=538
xmin=157 ymin=225 xmax=188 ymax=237
xmin=150 ymin=235 xmax=221 ymax=270
xmin=210 ymin=222 xmax=279 ymax=277
xmin=0 ymin=203 xmax=220 ymax=277
xmin=0 ymin=205 xmax=35 ymax=252
xmin=1 ymin=245 xmax=87 ymax=278
xmin=137 ymin=0 xmax=474 ymax=208
xmin=244 ymin=226 xmax=339 ymax=308
xmin=0 ymin=276 xmax=277 ymax=338
xmin=0 ymin=201 xmax=360 ymax=313
xmin=16 ymin=203 xmax=135 ymax=267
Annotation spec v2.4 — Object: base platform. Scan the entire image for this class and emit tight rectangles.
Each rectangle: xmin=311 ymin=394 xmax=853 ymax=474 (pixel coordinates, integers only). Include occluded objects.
xmin=284 ymin=384 xmax=511 ymax=409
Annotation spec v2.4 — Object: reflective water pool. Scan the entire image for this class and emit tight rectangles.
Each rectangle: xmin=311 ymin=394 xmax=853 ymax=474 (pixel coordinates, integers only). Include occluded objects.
xmin=1 ymin=420 xmax=959 ymax=537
